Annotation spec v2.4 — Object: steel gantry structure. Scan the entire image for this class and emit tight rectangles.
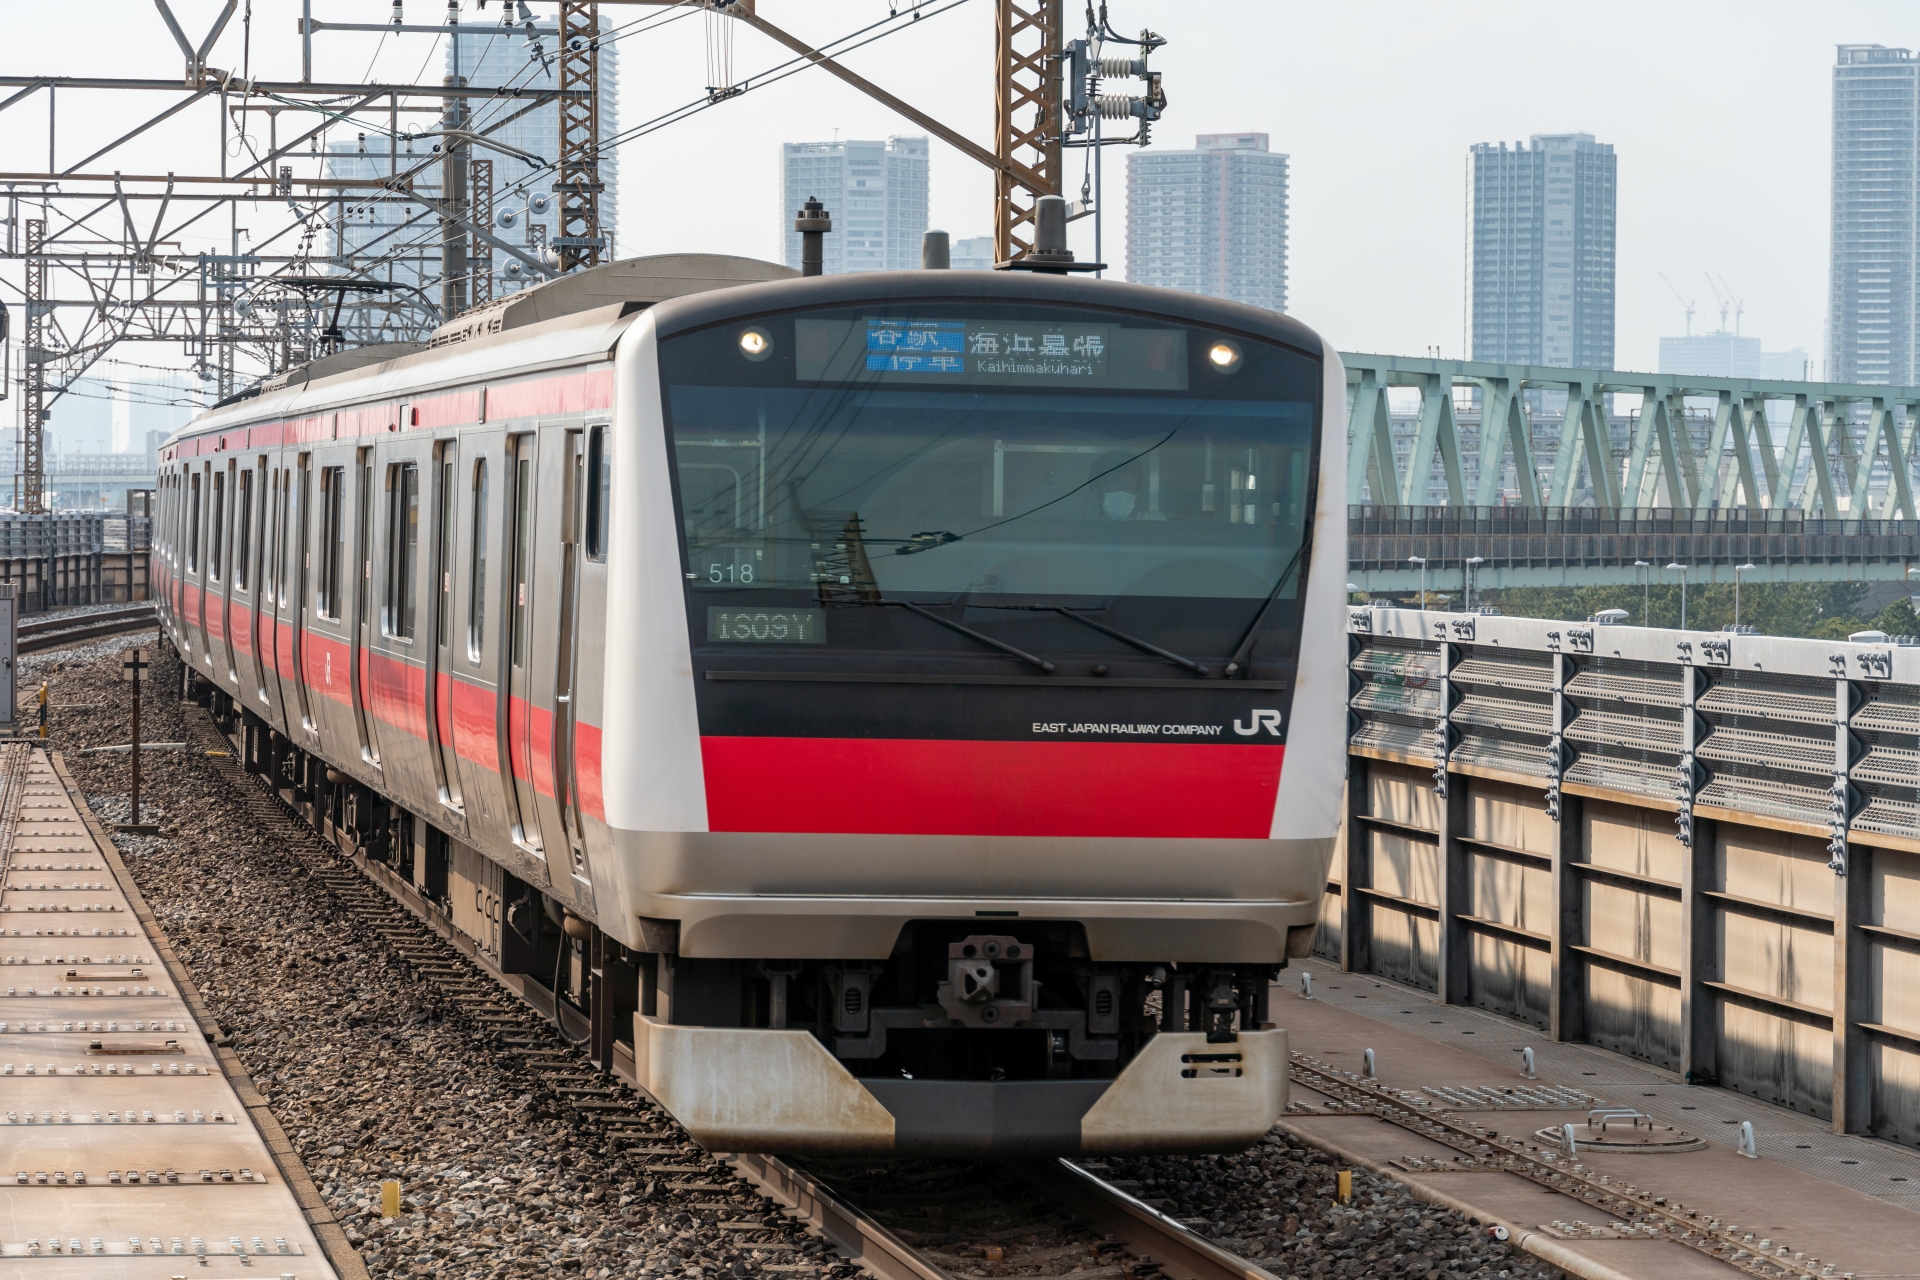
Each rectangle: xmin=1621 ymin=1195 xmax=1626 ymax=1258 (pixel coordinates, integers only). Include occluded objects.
xmin=0 ymin=0 xmax=606 ymax=511
xmin=1 ymin=1 xmax=1164 ymax=513
xmin=1342 ymin=353 xmax=1920 ymax=589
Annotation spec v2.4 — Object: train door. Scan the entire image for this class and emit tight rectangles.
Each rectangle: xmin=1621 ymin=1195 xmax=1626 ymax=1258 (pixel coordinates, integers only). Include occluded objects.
xmin=261 ymin=463 xmax=286 ymax=723
xmin=504 ymin=432 xmax=543 ymax=853
xmin=289 ymin=455 xmax=316 ymax=733
xmin=374 ymin=433 xmax=436 ymax=810
xmin=552 ymin=427 xmax=588 ymax=883
xmin=457 ymin=440 xmax=514 ymax=847
xmin=430 ymin=440 xmax=465 ymax=815
xmin=217 ymin=460 xmax=239 ymax=685
xmin=246 ymin=458 xmax=270 ymax=708
xmin=350 ymin=446 xmax=381 ymax=767
xmin=194 ymin=463 xmax=211 ymax=663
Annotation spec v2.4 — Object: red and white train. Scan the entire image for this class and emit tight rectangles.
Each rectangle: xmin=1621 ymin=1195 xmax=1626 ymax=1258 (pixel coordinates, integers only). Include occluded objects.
xmin=156 ymin=253 xmax=1347 ymax=1154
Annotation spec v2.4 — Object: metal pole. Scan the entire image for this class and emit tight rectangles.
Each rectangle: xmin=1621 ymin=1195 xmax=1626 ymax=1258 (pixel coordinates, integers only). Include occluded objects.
xmin=129 ymin=655 xmax=140 ymax=826
xmin=441 ymin=75 xmax=469 ymax=319
xmin=555 ymin=2 xmax=605 ymax=272
xmin=1092 ymin=98 xmax=1102 ymax=278
xmin=995 ymin=0 xmax=1063 ymax=264
xmin=23 ymin=219 xmax=45 ymax=515
xmin=302 ymin=0 xmax=313 ymax=83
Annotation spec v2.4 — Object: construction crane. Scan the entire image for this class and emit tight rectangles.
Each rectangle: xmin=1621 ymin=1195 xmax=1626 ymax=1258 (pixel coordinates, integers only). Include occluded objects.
xmin=1659 ymin=273 xmax=1695 ymax=336
xmin=1704 ymin=272 xmax=1744 ymax=335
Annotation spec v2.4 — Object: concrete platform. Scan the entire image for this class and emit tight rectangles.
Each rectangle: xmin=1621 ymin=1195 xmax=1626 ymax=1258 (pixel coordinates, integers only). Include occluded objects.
xmin=0 ymin=745 xmax=342 ymax=1279
xmin=1279 ymin=970 xmax=1920 ymax=1279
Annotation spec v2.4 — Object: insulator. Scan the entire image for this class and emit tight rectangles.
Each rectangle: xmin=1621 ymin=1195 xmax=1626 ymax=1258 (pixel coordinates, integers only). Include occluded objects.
xmin=1093 ymin=94 xmax=1147 ymax=121
xmin=496 ymin=207 xmax=518 ymax=230
xmin=1097 ymin=56 xmax=1146 ymax=77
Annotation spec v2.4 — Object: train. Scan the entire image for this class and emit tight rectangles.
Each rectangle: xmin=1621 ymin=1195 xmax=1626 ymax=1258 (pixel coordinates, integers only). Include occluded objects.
xmin=153 ymin=250 xmax=1347 ymax=1155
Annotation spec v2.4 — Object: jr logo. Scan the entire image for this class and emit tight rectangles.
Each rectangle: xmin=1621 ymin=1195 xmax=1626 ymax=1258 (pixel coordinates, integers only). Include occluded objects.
xmin=1233 ymin=710 xmax=1284 ymax=736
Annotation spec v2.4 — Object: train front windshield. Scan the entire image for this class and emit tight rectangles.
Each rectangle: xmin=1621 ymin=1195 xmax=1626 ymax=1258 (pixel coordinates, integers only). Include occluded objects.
xmin=659 ymin=303 xmax=1322 ymax=657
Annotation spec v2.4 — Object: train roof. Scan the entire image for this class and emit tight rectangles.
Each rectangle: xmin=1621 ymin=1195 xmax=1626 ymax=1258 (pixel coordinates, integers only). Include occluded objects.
xmin=169 ymin=253 xmax=798 ymax=444
xmin=644 ymin=268 xmax=1331 ymax=361
xmin=167 ymin=255 xmax=1329 ymax=450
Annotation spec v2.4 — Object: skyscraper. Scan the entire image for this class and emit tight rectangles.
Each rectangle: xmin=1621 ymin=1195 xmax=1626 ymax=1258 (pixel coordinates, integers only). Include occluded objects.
xmin=1470 ymin=133 xmax=1616 ymax=368
xmin=1125 ymin=133 xmax=1289 ymax=312
xmin=1830 ymin=44 xmax=1920 ymax=384
xmin=779 ymin=137 xmax=929 ymax=274
xmin=325 ymin=18 xmax=621 ymax=309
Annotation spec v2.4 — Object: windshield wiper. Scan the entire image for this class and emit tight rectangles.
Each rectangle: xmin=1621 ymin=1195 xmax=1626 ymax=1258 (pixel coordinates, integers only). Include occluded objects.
xmin=1222 ymin=543 xmax=1308 ymax=678
xmin=849 ymin=599 xmax=1055 ymax=673
xmin=1035 ymin=607 xmax=1209 ymax=676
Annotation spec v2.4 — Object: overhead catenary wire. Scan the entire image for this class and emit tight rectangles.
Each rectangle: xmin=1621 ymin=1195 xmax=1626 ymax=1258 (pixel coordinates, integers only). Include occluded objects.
xmin=281 ymin=0 xmax=971 ymax=325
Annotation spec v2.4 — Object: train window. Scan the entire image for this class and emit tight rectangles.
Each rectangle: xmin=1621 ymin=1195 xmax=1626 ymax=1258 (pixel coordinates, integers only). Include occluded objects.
xmin=585 ymin=425 xmax=609 ymax=562
xmin=318 ymin=466 xmax=346 ymax=620
xmin=209 ymin=470 xmax=226 ymax=581
xmin=468 ymin=459 xmax=488 ymax=661
xmin=384 ymin=462 xmax=420 ymax=641
xmin=510 ymin=445 xmax=533 ymax=669
xmin=187 ymin=472 xmax=202 ymax=573
xmin=661 ymin=305 xmax=1317 ymax=606
xmin=234 ymin=468 xmax=253 ymax=593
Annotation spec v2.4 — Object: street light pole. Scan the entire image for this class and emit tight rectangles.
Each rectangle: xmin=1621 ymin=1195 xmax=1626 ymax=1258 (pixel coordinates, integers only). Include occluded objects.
xmin=1465 ymin=556 xmax=1485 ymax=612
xmin=1734 ymin=562 xmax=1757 ymax=629
xmin=1668 ymin=562 xmax=1689 ymax=630
xmin=1409 ymin=556 xmax=1427 ymax=609
xmin=1634 ymin=559 xmax=1651 ymax=627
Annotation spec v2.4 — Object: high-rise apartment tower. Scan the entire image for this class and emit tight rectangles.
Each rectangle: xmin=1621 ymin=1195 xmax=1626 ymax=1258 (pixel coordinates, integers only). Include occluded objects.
xmin=1125 ymin=133 xmax=1289 ymax=312
xmin=1829 ymin=44 xmax=1920 ymax=385
xmin=779 ymin=137 xmax=929 ymax=274
xmin=1470 ymin=133 xmax=1616 ymax=368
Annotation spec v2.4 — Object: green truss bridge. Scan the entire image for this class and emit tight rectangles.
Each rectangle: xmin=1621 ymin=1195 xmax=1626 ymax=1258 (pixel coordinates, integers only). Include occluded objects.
xmin=1341 ymin=352 xmax=1920 ymax=590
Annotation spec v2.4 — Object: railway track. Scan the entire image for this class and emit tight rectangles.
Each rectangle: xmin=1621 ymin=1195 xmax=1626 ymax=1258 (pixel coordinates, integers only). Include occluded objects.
xmin=17 ymin=603 xmax=157 ymax=653
xmin=1285 ymin=1055 xmax=1844 ymax=1280
xmin=174 ymin=702 xmax=1297 ymax=1280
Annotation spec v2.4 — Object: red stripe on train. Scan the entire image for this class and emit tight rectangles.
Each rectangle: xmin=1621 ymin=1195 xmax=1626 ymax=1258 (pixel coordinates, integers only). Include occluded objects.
xmin=699 ymin=737 xmax=1285 ymax=839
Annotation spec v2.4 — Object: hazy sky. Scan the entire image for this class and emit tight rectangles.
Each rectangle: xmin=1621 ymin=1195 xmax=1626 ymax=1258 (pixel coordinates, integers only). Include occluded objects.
xmin=5 ymin=1 xmax=1913 ymax=378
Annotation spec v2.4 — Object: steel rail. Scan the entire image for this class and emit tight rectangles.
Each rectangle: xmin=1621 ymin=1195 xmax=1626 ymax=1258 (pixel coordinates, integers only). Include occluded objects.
xmin=17 ymin=605 xmax=158 ymax=653
xmin=726 ymin=1155 xmax=951 ymax=1280
xmin=1009 ymin=1159 xmax=1283 ymax=1280
xmin=727 ymin=1152 xmax=1285 ymax=1280
xmin=1286 ymin=1054 xmax=1844 ymax=1280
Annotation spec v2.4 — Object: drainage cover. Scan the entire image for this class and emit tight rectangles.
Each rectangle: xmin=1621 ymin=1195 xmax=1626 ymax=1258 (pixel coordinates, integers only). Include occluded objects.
xmin=1535 ymin=1115 xmax=1705 ymax=1153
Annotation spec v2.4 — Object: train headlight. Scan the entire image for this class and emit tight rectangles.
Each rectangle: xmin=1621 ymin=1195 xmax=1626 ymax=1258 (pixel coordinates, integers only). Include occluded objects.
xmin=1207 ymin=340 xmax=1243 ymax=373
xmin=738 ymin=327 xmax=774 ymax=361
